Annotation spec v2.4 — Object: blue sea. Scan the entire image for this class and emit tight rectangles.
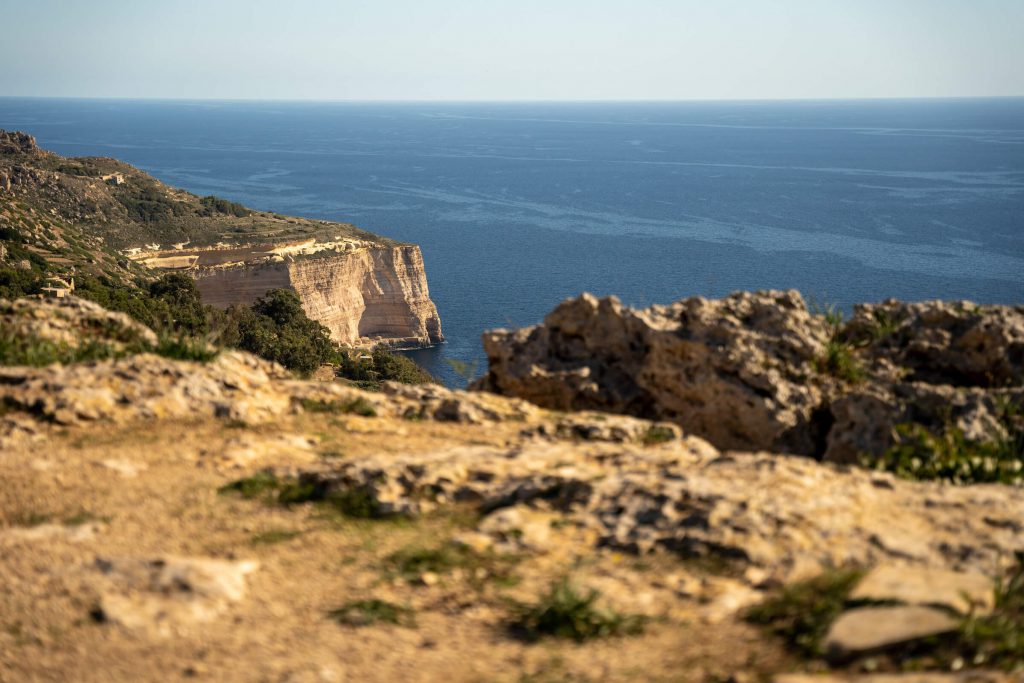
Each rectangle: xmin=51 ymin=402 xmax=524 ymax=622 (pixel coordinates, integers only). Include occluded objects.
xmin=1 ymin=98 xmax=1022 ymax=386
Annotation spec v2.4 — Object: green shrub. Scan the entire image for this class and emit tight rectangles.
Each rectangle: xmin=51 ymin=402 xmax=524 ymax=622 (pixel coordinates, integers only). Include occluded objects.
xmin=863 ymin=420 xmax=1023 ymax=485
xmin=218 ymin=471 xmax=281 ymax=499
xmin=510 ymin=578 xmax=646 ymax=642
xmin=153 ymin=335 xmax=218 ymax=362
xmin=745 ymin=567 xmax=864 ymax=657
xmin=116 ymin=186 xmax=189 ymax=223
xmin=814 ymin=340 xmax=865 ymax=383
xmin=334 ymin=347 xmax=436 ymax=389
xmin=199 ymin=195 xmax=250 ymax=218
xmin=227 ymin=289 xmax=334 ymax=375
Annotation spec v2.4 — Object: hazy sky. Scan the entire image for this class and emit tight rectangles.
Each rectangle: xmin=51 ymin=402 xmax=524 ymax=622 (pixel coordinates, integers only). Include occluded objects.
xmin=2 ymin=0 xmax=1022 ymax=100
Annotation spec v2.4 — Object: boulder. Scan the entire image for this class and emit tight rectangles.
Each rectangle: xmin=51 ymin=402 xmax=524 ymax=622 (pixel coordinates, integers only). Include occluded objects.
xmin=475 ymin=290 xmax=833 ymax=454
xmin=476 ymin=291 xmax=1024 ymax=461
xmin=822 ymin=605 xmax=958 ymax=661
xmin=848 ymin=564 xmax=994 ymax=615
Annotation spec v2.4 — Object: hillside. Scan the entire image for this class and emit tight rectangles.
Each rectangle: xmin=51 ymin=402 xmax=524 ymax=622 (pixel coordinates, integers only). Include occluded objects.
xmin=0 ymin=131 xmax=443 ymax=349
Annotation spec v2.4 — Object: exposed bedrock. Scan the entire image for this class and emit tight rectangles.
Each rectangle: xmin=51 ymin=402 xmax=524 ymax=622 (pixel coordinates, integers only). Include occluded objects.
xmin=474 ymin=290 xmax=1024 ymax=460
xmin=192 ymin=245 xmax=443 ymax=348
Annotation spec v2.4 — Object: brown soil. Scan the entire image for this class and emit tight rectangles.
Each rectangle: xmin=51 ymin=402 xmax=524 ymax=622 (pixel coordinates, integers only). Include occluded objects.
xmin=0 ymin=413 xmax=797 ymax=683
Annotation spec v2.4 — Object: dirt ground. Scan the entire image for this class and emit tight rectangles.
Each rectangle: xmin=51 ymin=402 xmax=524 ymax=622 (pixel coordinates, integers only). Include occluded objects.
xmin=0 ymin=412 xmax=799 ymax=683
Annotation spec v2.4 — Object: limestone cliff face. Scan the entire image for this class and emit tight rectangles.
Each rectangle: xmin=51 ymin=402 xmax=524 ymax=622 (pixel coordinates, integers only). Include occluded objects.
xmin=191 ymin=245 xmax=443 ymax=348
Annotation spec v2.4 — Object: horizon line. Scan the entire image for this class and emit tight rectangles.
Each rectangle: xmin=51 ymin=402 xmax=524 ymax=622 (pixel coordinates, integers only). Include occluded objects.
xmin=2 ymin=94 xmax=1023 ymax=105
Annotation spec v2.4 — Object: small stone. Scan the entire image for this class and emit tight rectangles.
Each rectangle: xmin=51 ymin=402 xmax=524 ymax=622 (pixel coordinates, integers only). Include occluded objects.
xmin=419 ymin=571 xmax=439 ymax=586
xmin=823 ymin=605 xmax=959 ymax=661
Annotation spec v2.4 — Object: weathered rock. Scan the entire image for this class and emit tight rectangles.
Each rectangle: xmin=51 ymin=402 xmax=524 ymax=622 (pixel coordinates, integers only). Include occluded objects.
xmin=91 ymin=556 xmax=259 ymax=637
xmin=0 ymin=295 xmax=158 ymax=351
xmin=822 ymin=605 xmax=959 ymax=661
xmin=845 ymin=300 xmax=1024 ymax=388
xmin=848 ymin=564 xmax=995 ymax=615
xmin=475 ymin=290 xmax=832 ymax=454
xmin=0 ymin=130 xmax=39 ymax=155
xmin=0 ymin=351 xmax=292 ymax=432
xmin=305 ymin=442 xmax=1024 ymax=582
xmin=476 ymin=291 xmax=1024 ymax=461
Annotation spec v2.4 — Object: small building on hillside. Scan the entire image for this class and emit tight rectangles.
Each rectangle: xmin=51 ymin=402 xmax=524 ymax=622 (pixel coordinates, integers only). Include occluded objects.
xmin=41 ymin=276 xmax=75 ymax=299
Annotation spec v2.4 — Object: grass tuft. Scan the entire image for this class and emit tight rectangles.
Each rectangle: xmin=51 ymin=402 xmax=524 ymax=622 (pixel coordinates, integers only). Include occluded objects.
xmin=250 ymin=529 xmax=303 ymax=545
xmin=957 ymin=553 xmax=1024 ymax=670
xmin=509 ymin=578 xmax=646 ymax=642
xmin=813 ymin=340 xmax=865 ymax=383
xmin=745 ymin=567 xmax=864 ymax=657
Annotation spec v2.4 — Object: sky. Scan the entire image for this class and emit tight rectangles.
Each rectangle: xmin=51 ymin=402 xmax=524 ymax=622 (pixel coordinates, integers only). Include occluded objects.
xmin=1 ymin=0 xmax=1022 ymax=101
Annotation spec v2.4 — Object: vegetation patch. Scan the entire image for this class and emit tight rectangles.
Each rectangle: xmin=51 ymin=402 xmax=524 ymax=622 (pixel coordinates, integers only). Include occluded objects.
xmin=642 ymin=425 xmax=676 ymax=445
xmin=199 ymin=195 xmax=250 ymax=218
xmin=814 ymin=340 xmax=865 ymax=383
xmin=219 ymin=472 xmax=391 ymax=520
xmin=955 ymin=553 xmax=1024 ymax=671
xmin=328 ymin=599 xmax=416 ymax=628
xmin=509 ymin=578 xmax=646 ymax=642
xmin=386 ymin=542 xmax=519 ymax=587
xmin=335 ymin=347 xmax=436 ymax=389
xmin=745 ymin=567 xmax=865 ymax=658
xmin=863 ymin=413 xmax=1023 ymax=485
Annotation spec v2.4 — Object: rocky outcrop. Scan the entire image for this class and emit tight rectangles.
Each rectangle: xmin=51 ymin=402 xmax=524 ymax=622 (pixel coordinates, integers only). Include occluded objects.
xmin=189 ymin=244 xmax=443 ymax=348
xmin=0 ymin=130 xmax=39 ymax=155
xmin=475 ymin=291 xmax=1024 ymax=461
xmin=304 ymin=441 xmax=1024 ymax=583
xmin=0 ymin=295 xmax=158 ymax=351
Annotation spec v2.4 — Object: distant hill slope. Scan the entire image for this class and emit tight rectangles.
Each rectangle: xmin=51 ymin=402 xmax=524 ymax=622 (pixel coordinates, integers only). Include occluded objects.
xmin=0 ymin=130 xmax=443 ymax=350
xmin=0 ymin=129 xmax=394 ymax=268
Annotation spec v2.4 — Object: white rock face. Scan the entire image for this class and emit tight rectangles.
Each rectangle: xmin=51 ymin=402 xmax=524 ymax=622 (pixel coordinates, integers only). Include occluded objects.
xmin=192 ymin=245 xmax=443 ymax=348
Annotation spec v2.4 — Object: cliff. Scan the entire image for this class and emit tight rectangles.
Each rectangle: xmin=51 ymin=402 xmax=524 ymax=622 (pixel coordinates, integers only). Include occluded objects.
xmin=184 ymin=243 xmax=443 ymax=347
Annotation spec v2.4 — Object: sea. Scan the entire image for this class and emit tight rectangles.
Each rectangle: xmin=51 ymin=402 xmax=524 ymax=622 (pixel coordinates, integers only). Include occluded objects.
xmin=1 ymin=97 xmax=1022 ymax=386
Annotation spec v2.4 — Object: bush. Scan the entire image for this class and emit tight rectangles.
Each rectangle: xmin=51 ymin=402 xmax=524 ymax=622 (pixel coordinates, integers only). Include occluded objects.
xmin=117 ymin=186 xmax=189 ymax=223
xmin=334 ymin=347 xmax=435 ymax=389
xmin=199 ymin=195 xmax=250 ymax=218
xmin=228 ymin=289 xmax=334 ymax=375
xmin=862 ymin=418 xmax=1024 ymax=485
xmin=147 ymin=273 xmax=208 ymax=337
